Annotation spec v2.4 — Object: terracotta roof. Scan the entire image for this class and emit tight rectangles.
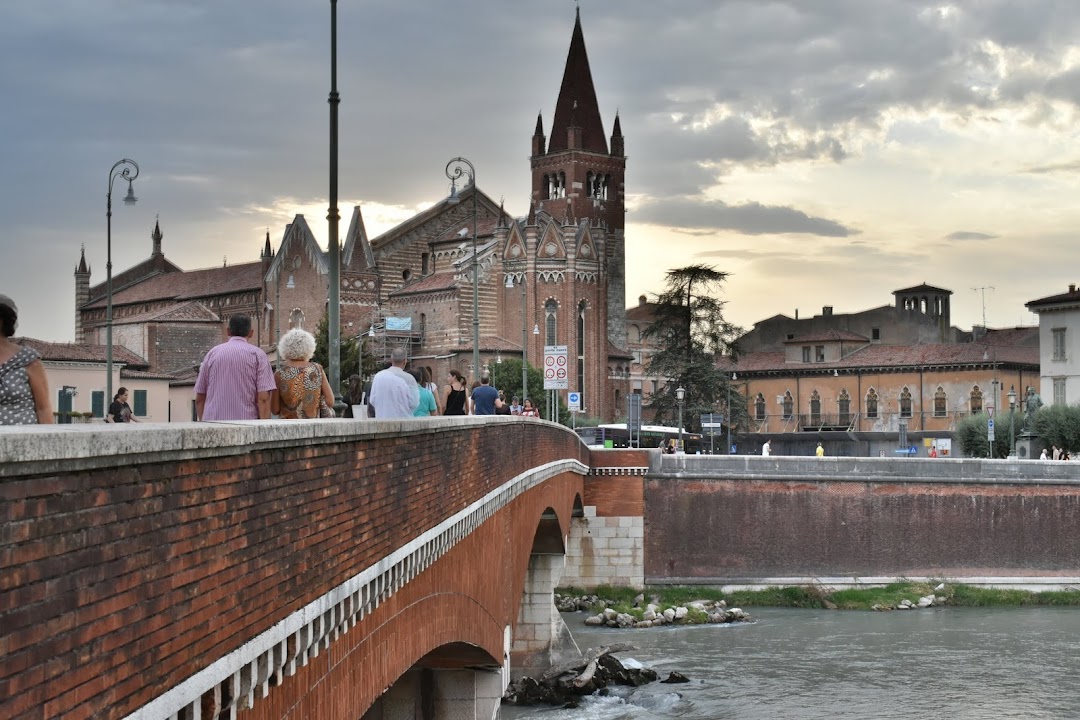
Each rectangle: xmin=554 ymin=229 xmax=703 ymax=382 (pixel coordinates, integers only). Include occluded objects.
xmin=14 ymin=338 xmax=148 ymax=367
xmin=434 ymin=215 xmax=501 ymax=244
xmin=120 ymin=369 xmax=179 ymax=381
xmin=607 ymin=339 xmax=633 ymax=360
xmin=982 ymin=326 xmax=1039 ymax=347
xmin=85 ymin=262 xmax=264 ymax=309
xmin=785 ymin=329 xmax=869 ymax=343
xmin=113 ymin=301 xmax=221 ymax=326
xmin=388 ymin=272 xmax=460 ymax=297
xmin=730 ymin=343 xmax=1039 ymax=374
xmin=625 ymin=301 xmax=659 ymax=323
xmin=1027 ymin=286 xmax=1080 ymax=309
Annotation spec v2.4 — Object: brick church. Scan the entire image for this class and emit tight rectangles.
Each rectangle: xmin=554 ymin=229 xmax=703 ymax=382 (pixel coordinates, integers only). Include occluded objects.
xmin=74 ymin=10 xmax=633 ymax=421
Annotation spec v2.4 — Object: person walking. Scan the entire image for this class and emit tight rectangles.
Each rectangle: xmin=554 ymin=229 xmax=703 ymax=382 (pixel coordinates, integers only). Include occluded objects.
xmin=762 ymin=439 xmax=771 ymax=456
xmin=520 ymin=398 xmax=539 ymax=417
xmin=1040 ymin=448 xmax=1048 ymax=460
xmin=368 ymin=347 xmax=419 ymax=419
xmin=471 ymin=374 xmax=499 ymax=415
xmin=443 ymin=369 xmax=470 ymax=415
xmin=194 ymin=314 xmax=276 ymax=421
xmin=107 ymin=387 xmax=138 ymax=423
xmin=815 ymin=442 xmax=824 ymax=457
xmin=271 ymin=328 xmax=335 ymax=419
xmin=410 ymin=368 xmax=439 ymax=417
xmin=0 ymin=294 xmax=51 ymax=425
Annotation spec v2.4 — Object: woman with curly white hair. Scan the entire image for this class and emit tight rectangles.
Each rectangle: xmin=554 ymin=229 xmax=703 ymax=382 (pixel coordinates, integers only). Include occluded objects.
xmin=271 ymin=328 xmax=335 ymax=418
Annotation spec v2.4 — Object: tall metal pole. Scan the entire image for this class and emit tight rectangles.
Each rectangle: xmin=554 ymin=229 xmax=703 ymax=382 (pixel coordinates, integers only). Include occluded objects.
xmin=521 ymin=272 xmax=528 ymax=406
xmin=327 ymin=0 xmax=342 ymax=407
xmin=725 ymin=381 xmax=731 ymax=455
xmin=105 ymin=159 xmax=139 ymax=409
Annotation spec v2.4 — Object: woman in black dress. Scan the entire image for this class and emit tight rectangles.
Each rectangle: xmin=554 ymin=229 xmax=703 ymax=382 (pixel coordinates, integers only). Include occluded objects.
xmin=443 ymin=369 xmax=469 ymax=415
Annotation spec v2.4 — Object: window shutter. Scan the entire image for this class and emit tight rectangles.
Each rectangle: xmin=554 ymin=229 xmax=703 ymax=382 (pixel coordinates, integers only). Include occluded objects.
xmin=133 ymin=390 xmax=147 ymax=417
xmin=91 ymin=391 xmax=104 ymax=418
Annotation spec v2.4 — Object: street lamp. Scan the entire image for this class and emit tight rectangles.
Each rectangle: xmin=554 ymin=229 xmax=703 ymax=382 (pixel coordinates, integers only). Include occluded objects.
xmin=1008 ymin=385 xmax=1017 ymax=458
xmin=676 ymin=386 xmax=686 ymax=453
xmin=506 ymin=272 xmax=529 ymax=408
xmin=727 ymin=372 xmax=737 ymax=456
xmin=327 ymin=0 xmax=343 ymax=409
xmin=446 ymin=157 xmax=480 ymax=379
xmin=105 ymin=158 xmax=139 ymax=407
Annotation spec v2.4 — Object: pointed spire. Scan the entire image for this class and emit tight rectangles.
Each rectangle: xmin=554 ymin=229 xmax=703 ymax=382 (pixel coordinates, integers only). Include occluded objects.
xmin=151 ymin=215 xmax=163 ymax=257
xmin=610 ymin=111 xmax=625 ymax=157
xmin=262 ymin=229 xmax=273 ymax=259
xmin=76 ymin=244 xmax=89 ymax=274
xmin=534 ymin=112 xmax=544 ymax=136
xmin=548 ymin=9 xmax=607 ymax=154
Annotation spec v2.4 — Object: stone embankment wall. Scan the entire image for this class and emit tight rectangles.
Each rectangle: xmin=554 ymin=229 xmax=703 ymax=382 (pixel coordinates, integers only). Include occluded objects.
xmin=644 ymin=455 xmax=1080 ymax=587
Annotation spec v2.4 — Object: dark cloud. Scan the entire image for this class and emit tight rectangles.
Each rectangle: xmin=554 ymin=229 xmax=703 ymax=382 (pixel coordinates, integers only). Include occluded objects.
xmin=633 ymin=197 xmax=857 ymax=237
xmin=946 ymin=231 xmax=998 ymax=241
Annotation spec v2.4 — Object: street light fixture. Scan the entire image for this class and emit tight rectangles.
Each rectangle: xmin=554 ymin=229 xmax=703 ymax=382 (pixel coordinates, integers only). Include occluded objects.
xmin=506 ymin=273 xmax=529 ymax=409
xmin=446 ymin=157 xmax=480 ymax=379
xmin=727 ymin=372 xmax=737 ymax=456
xmin=676 ymin=385 xmax=686 ymax=453
xmin=1008 ymin=384 xmax=1017 ymax=458
xmin=105 ymin=158 xmax=139 ymax=407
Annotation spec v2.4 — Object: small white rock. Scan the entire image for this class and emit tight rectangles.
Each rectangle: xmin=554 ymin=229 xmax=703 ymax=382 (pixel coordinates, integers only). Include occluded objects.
xmin=663 ymin=608 xmax=676 ymax=621
xmin=674 ymin=606 xmax=689 ymax=619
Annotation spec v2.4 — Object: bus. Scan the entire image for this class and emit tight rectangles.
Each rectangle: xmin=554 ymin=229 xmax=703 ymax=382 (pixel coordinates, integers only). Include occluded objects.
xmin=575 ymin=423 xmax=705 ymax=452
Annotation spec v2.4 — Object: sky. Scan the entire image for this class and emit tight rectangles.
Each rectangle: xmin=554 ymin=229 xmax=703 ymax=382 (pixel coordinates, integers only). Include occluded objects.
xmin=2 ymin=0 xmax=1077 ymax=343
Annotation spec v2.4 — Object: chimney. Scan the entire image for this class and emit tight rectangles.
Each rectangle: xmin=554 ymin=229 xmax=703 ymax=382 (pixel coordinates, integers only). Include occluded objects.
xmin=1071 ymin=284 xmax=1076 ymax=293
xmin=638 ymin=294 xmax=647 ymax=306
xmin=823 ymin=306 xmax=833 ymax=316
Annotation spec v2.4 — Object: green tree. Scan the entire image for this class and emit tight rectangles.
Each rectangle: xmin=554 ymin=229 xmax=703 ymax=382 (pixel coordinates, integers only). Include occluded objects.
xmin=956 ymin=410 xmax=1023 ymax=458
xmin=489 ymin=358 xmax=544 ymax=408
xmin=1032 ymin=404 xmax=1080 ymax=454
xmin=312 ymin=313 xmax=377 ymax=393
xmin=642 ymin=264 xmax=745 ymax=432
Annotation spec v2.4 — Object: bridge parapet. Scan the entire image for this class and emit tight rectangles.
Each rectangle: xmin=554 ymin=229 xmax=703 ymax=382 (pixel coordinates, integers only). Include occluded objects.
xmin=0 ymin=418 xmax=588 ymax=720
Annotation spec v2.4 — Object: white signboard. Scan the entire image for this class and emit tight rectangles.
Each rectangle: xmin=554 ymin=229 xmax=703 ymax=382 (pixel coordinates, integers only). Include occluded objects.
xmin=543 ymin=345 xmax=569 ymax=390
xmin=568 ymin=392 xmax=582 ymax=411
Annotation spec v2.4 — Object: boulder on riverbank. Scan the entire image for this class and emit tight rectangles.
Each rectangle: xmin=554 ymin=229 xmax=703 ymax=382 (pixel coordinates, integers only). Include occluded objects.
xmin=503 ymin=644 xmax=669 ymax=708
xmin=556 ymin=592 xmax=752 ymax=628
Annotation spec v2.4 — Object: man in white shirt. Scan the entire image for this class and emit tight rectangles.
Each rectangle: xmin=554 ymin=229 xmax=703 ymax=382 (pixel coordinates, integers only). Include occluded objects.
xmin=368 ymin=347 xmax=420 ymax=419
xmin=762 ymin=439 xmax=771 ymax=457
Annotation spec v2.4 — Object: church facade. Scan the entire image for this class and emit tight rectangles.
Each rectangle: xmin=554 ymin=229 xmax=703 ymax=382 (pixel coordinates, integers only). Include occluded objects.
xmin=73 ymin=10 xmax=632 ymax=421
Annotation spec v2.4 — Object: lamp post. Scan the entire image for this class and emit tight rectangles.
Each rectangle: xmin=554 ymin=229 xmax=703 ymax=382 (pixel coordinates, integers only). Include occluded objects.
xmin=446 ymin=157 xmax=480 ymax=380
xmin=505 ymin=272 xmax=529 ymax=407
xmin=105 ymin=158 xmax=139 ymax=407
xmin=676 ymin=386 xmax=686 ymax=453
xmin=1008 ymin=385 xmax=1017 ymax=458
xmin=327 ymin=0 xmax=343 ymax=408
xmin=727 ymin=372 xmax=737 ymax=456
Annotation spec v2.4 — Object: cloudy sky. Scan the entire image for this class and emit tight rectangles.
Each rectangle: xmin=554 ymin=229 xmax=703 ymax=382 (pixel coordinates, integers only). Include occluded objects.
xmin=2 ymin=0 xmax=1075 ymax=343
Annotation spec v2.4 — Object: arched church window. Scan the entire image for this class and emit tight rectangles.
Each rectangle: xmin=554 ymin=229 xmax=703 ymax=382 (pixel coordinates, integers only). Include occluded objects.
xmin=900 ymin=387 xmax=912 ymax=418
xmin=290 ymin=308 xmax=304 ymax=330
xmin=577 ymin=301 xmax=586 ymax=396
xmin=934 ymin=387 xmax=947 ymax=417
xmin=970 ymin=386 xmax=983 ymax=415
xmin=838 ymin=389 xmax=851 ymax=426
xmin=866 ymin=388 xmax=878 ymax=419
xmin=545 ymin=300 xmax=557 ymax=346
xmin=782 ymin=391 xmax=794 ymax=420
xmin=755 ymin=393 xmax=766 ymax=421
xmin=810 ymin=391 xmax=821 ymax=425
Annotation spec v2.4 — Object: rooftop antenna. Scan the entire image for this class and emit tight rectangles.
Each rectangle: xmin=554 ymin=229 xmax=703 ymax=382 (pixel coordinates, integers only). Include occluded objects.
xmin=972 ymin=286 xmax=994 ymax=328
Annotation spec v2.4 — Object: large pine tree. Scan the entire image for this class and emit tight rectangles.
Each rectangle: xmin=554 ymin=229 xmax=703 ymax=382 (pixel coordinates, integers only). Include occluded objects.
xmin=642 ymin=264 xmax=745 ymax=433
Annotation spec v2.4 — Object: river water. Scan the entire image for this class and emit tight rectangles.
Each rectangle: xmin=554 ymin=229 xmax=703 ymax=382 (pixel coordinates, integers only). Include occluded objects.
xmin=500 ymin=607 xmax=1080 ymax=719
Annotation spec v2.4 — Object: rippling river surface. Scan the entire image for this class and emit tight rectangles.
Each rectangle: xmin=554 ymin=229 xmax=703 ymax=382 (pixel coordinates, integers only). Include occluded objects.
xmin=500 ymin=607 xmax=1080 ymax=720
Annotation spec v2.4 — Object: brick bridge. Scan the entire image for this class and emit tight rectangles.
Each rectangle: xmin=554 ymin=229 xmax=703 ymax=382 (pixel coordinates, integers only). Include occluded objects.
xmin=6 ymin=424 xmax=1080 ymax=719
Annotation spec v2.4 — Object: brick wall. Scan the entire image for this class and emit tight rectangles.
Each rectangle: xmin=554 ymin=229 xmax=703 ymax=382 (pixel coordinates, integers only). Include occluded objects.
xmin=0 ymin=419 xmax=588 ymax=720
xmin=644 ymin=455 xmax=1080 ymax=583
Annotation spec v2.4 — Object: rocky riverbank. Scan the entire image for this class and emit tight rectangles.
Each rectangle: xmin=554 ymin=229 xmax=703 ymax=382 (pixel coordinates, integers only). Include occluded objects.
xmin=555 ymin=591 xmax=752 ymax=628
xmin=503 ymin=644 xmax=688 ymax=709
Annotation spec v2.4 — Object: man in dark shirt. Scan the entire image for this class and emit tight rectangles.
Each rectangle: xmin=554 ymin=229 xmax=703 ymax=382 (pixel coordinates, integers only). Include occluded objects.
xmin=471 ymin=374 xmax=499 ymax=415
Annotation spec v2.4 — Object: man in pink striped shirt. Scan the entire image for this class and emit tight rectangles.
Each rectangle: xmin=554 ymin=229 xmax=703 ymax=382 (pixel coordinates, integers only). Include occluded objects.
xmin=194 ymin=315 xmax=276 ymax=421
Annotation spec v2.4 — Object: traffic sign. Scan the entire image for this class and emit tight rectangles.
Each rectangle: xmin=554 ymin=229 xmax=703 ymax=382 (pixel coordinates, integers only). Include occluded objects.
xmin=568 ymin=392 xmax=581 ymax=411
xmin=543 ymin=345 xmax=568 ymax=390
xmin=988 ymin=418 xmax=995 ymax=442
